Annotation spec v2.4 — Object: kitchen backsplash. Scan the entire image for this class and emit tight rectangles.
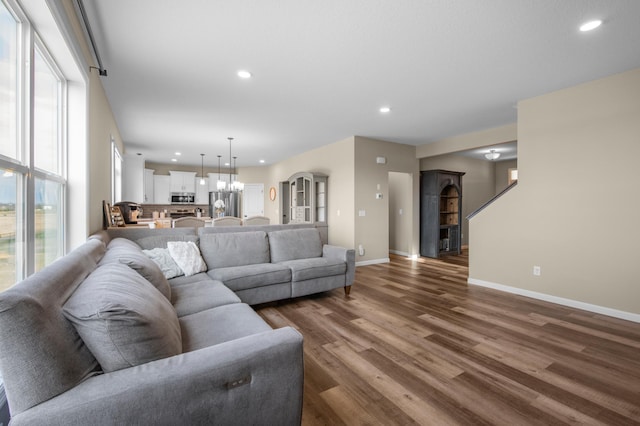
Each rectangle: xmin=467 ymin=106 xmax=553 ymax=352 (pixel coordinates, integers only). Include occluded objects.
xmin=139 ymin=204 xmax=210 ymax=218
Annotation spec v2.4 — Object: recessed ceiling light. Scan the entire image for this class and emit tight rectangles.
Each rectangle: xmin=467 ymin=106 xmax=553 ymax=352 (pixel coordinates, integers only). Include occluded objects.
xmin=237 ymin=70 xmax=252 ymax=79
xmin=580 ymin=19 xmax=602 ymax=32
xmin=259 ymin=159 xmax=265 ymax=164
xmin=171 ymin=158 xmax=177 ymax=162
xmin=174 ymin=152 xmax=181 ymax=156
xmin=379 ymin=106 xmax=391 ymax=113
xmin=225 ymin=162 xmax=230 ymax=166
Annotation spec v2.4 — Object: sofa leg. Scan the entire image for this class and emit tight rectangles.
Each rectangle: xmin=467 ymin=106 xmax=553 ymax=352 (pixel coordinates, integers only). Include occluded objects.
xmin=344 ymin=285 xmax=351 ymax=296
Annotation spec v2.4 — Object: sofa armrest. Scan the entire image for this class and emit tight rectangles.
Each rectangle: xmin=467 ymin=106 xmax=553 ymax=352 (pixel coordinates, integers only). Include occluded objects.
xmin=10 ymin=327 xmax=303 ymax=426
xmin=323 ymin=245 xmax=356 ymax=286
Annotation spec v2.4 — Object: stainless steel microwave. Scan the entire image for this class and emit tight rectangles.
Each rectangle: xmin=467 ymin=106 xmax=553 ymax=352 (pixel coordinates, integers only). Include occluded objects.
xmin=171 ymin=193 xmax=195 ymax=204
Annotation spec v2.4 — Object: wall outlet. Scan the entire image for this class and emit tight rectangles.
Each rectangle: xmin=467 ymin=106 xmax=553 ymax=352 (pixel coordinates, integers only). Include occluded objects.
xmin=533 ymin=266 xmax=541 ymax=276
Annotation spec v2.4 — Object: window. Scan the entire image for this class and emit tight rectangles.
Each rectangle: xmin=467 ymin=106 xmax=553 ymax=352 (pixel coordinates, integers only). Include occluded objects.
xmin=112 ymin=137 xmax=122 ymax=205
xmin=0 ymin=0 xmax=67 ymax=291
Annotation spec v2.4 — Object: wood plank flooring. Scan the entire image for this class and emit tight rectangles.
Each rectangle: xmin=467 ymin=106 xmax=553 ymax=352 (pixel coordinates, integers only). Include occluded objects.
xmin=255 ymin=252 xmax=640 ymax=425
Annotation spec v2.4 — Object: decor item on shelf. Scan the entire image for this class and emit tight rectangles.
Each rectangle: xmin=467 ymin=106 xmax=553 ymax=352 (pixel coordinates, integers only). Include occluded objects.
xmin=484 ymin=149 xmax=500 ymax=160
xmin=214 ymin=199 xmax=225 ymax=217
xmin=199 ymin=154 xmax=206 ymax=185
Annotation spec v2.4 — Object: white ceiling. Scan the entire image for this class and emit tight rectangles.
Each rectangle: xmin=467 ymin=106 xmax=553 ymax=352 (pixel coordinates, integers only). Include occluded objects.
xmin=81 ymin=0 xmax=640 ymax=168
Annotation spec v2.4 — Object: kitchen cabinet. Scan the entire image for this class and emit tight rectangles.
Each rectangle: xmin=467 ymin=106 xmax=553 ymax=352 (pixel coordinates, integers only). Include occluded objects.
xmin=121 ymin=154 xmax=145 ymax=203
xmin=144 ymin=169 xmax=154 ymax=203
xmin=153 ymin=175 xmax=171 ymax=204
xmin=169 ymin=171 xmax=196 ymax=193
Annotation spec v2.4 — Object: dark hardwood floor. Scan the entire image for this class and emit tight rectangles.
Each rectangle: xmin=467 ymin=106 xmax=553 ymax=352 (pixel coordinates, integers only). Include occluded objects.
xmin=255 ymin=251 xmax=640 ymax=425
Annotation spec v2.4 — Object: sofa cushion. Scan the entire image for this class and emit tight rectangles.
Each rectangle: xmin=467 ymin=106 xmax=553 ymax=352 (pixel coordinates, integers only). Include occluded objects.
xmin=168 ymin=272 xmax=210 ymax=287
xmin=135 ymin=234 xmax=199 ymax=250
xmin=207 ymin=263 xmax=291 ymax=292
xmin=107 ymin=237 xmax=141 ymax=250
xmin=179 ymin=303 xmax=272 ymax=352
xmin=171 ymin=279 xmax=241 ymax=316
xmin=63 ymin=263 xmax=182 ymax=373
xmin=167 ymin=241 xmax=208 ymax=276
xmin=268 ymin=228 xmax=322 ymax=263
xmin=143 ymin=247 xmax=183 ymax=279
xmin=99 ymin=245 xmax=171 ymax=300
xmin=199 ymin=231 xmax=270 ymax=269
xmin=278 ymin=257 xmax=347 ymax=282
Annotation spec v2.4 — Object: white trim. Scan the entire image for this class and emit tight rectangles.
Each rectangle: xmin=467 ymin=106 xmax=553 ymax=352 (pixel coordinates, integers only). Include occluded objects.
xmin=468 ymin=278 xmax=640 ymax=324
xmin=356 ymin=258 xmax=390 ymax=267
xmin=389 ymin=249 xmax=411 ymax=257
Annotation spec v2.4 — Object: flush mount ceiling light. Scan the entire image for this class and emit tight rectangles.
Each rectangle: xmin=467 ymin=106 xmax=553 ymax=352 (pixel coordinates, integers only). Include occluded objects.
xmin=379 ymin=106 xmax=391 ymax=113
xmin=237 ymin=70 xmax=252 ymax=79
xmin=171 ymin=158 xmax=177 ymax=162
xmin=175 ymin=152 xmax=181 ymax=156
xmin=580 ymin=19 xmax=602 ymax=32
xmin=484 ymin=149 xmax=501 ymax=160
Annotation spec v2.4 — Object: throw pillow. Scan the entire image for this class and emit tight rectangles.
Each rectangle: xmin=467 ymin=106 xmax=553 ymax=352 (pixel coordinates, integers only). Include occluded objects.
xmin=63 ymin=263 xmax=182 ymax=373
xmin=143 ymin=247 xmax=183 ymax=279
xmin=136 ymin=234 xmax=199 ymax=250
xmin=167 ymin=241 xmax=208 ymax=277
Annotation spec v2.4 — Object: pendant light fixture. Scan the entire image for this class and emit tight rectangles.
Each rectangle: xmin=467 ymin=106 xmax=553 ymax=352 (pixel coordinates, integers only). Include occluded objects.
xmin=225 ymin=137 xmax=244 ymax=192
xmin=199 ymin=153 xmax=206 ymax=185
xmin=216 ymin=155 xmax=225 ymax=190
xmin=228 ymin=137 xmax=233 ymax=189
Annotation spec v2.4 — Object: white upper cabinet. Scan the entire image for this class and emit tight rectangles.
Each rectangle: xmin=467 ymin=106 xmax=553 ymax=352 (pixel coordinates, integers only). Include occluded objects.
xmin=169 ymin=171 xmax=197 ymax=193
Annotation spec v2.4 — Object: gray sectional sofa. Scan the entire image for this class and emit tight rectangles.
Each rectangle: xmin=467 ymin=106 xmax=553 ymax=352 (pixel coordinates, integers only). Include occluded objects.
xmin=108 ymin=223 xmax=356 ymax=305
xmin=0 ymin=224 xmax=354 ymax=425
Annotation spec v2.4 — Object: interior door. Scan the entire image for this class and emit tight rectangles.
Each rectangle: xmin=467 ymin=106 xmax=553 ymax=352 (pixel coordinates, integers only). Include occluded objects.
xmin=242 ymin=183 xmax=264 ymax=218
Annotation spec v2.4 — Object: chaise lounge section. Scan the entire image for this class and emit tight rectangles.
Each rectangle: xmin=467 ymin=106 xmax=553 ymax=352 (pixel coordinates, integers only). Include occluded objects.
xmin=0 ymin=232 xmax=304 ymax=425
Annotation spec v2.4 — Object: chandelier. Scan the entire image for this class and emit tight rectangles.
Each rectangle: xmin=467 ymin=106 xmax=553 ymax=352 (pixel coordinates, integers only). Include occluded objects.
xmin=216 ymin=137 xmax=244 ymax=191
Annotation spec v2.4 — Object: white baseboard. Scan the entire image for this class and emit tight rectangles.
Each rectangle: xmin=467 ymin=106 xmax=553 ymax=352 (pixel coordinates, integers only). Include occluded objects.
xmin=356 ymin=258 xmax=390 ymax=267
xmin=468 ymin=278 xmax=640 ymax=324
xmin=389 ymin=250 xmax=410 ymax=257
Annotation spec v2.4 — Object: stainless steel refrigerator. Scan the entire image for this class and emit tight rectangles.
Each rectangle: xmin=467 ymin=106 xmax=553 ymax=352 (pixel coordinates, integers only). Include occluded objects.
xmin=209 ymin=191 xmax=242 ymax=218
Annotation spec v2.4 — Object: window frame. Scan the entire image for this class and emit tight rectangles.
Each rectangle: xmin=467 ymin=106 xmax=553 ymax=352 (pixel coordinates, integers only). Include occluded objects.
xmin=0 ymin=0 xmax=68 ymax=286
